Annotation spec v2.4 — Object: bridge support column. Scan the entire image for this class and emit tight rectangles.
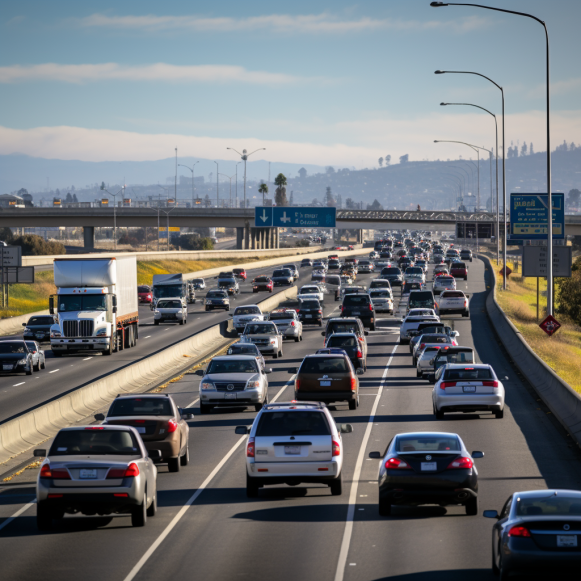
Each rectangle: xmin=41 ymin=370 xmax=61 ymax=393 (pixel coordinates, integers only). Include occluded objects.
xmin=236 ymin=227 xmax=244 ymax=249
xmin=83 ymin=226 xmax=95 ymax=250
xmin=259 ymin=229 xmax=266 ymax=249
xmin=357 ymin=229 xmax=363 ymax=244
xmin=244 ymin=222 xmax=250 ymax=249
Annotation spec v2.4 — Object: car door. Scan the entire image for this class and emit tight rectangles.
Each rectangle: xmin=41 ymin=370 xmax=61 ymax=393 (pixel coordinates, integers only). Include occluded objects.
xmin=493 ymin=495 xmax=513 ymax=568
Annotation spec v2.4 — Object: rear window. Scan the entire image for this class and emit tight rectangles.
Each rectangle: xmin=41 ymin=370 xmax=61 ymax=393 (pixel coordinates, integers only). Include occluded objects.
xmin=452 ymin=262 xmax=466 ymax=269
xmin=327 ymin=322 xmax=360 ymax=334
xmin=371 ymin=280 xmax=390 ymax=288
xmin=137 ymin=286 xmax=150 ymax=293
xmin=370 ymin=290 xmax=391 ymax=298
xmin=326 ymin=276 xmax=341 ymax=285
xmin=383 ymin=267 xmax=401 ymax=275
xmin=444 ymin=368 xmax=493 ymax=380
xmin=49 ymin=429 xmax=141 ymax=456
xmin=442 ymin=291 xmax=464 ymax=298
xmin=234 ymin=306 xmax=261 ymax=315
xmin=396 ymin=435 xmax=460 ymax=452
xmin=344 ymin=295 xmax=371 ymax=306
xmin=256 ymin=411 xmax=331 ymax=437
xmin=255 ymin=277 xmax=270 ymax=283
xmin=327 ymin=335 xmax=357 ymax=348
xmin=516 ymin=496 xmax=581 ymax=517
xmin=299 ymin=300 xmax=321 ymax=309
xmin=227 ymin=344 xmax=259 ymax=355
xmin=420 ymin=334 xmax=449 ymax=343
xmin=436 ymin=351 xmax=474 ymax=364
xmin=273 ymin=269 xmax=291 ymax=277
xmin=108 ymin=397 xmax=173 ymax=417
xmin=409 ymin=291 xmax=434 ymax=306
xmin=269 ymin=312 xmax=294 ymax=320
xmin=300 ymin=357 xmax=349 ymax=374
xmin=301 ymin=287 xmax=320 ymax=294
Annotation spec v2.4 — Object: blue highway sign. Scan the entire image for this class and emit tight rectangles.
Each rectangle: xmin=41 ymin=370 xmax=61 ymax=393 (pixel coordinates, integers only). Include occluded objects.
xmin=509 ymin=193 xmax=564 ymax=240
xmin=255 ymin=206 xmax=336 ymax=228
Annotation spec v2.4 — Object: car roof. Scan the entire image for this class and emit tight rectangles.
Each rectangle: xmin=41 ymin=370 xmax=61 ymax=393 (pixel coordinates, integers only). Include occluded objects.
xmin=395 ymin=431 xmax=461 ymax=439
xmin=304 ymin=353 xmax=346 ymax=359
xmin=327 ymin=332 xmax=358 ymax=337
xmin=212 ymin=355 xmax=260 ymax=361
xmin=59 ymin=424 xmax=138 ymax=432
xmin=115 ymin=393 xmax=173 ymax=400
xmin=235 ymin=304 xmax=260 ymax=309
xmin=513 ymin=489 xmax=581 ymax=499
xmin=445 ymin=363 xmax=488 ymax=369
xmin=262 ymin=401 xmax=328 ymax=411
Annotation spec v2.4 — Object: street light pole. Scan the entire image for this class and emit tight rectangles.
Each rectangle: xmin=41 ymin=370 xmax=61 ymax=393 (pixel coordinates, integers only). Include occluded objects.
xmin=227 ymin=147 xmax=266 ymax=209
xmin=213 ymin=161 xmax=219 ymax=207
xmin=235 ymin=162 xmax=241 ymax=208
xmin=447 ymin=164 xmax=471 ymax=208
xmin=441 ymin=102 xmax=499 ymax=262
xmin=219 ymin=173 xmax=235 ymax=208
xmin=432 ymin=1 xmax=551 ymax=304
xmin=100 ymin=185 xmax=123 ymax=250
xmin=178 ymin=161 xmax=200 ymax=207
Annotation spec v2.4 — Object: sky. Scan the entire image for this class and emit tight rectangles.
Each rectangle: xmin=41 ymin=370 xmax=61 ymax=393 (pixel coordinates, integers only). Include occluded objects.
xmin=1 ymin=0 xmax=581 ymax=169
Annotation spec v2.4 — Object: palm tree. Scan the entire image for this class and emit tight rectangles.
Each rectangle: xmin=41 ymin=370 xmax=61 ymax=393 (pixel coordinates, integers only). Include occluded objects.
xmin=274 ymin=173 xmax=288 ymax=206
xmin=258 ymin=183 xmax=269 ymax=204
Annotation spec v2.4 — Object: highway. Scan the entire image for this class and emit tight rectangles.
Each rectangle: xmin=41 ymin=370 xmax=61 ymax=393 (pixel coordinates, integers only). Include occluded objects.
xmin=2 ymin=256 xmax=581 ymax=579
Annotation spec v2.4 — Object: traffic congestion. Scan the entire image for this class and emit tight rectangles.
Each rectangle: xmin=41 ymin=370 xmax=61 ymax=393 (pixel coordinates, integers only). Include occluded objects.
xmin=1 ymin=231 xmax=581 ymax=580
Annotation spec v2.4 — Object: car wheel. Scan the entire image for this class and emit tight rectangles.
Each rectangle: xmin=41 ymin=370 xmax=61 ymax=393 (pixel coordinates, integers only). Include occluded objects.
xmin=434 ymin=406 xmax=444 ymax=420
xmin=492 ymin=542 xmax=501 ymax=576
xmin=168 ymin=457 xmax=180 ymax=473
xmin=154 ymin=320 xmax=159 ymax=325
xmin=131 ymin=497 xmax=147 ymax=527
xmin=412 ymin=357 xmax=417 ymax=367
xmin=273 ymin=351 xmax=278 ymax=359
xmin=41 ymin=360 xmax=45 ymax=369
xmin=498 ymin=557 xmax=511 ymax=580
xmin=36 ymin=502 xmax=54 ymax=531
xmin=226 ymin=307 xmax=230 ymax=312
xmin=465 ymin=497 xmax=478 ymax=516
xmin=254 ymin=402 xmax=263 ymax=412
xmin=370 ymin=323 xmax=376 ymax=331
xmin=26 ymin=366 xmax=32 ymax=376
xmin=294 ymin=335 xmax=300 ymax=342
xmin=417 ymin=370 xmax=422 ymax=378
xmin=348 ymin=397 xmax=358 ymax=410
xmin=199 ymin=403 xmax=211 ymax=415
xmin=180 ymin=444 xmax=189 ymax=466
xmin=179 ymin=319 xmax=184 ymax=325
xmin=495 ymin=408 xmax=504 ymax=419
xmin=146 ymin=489 xmax=157 ymax=517
xmin=329 ymin=473 xmax=343 ymax=496
xmin=34 ymin=360 xmax=40 ymax=372
xmin=246 ymin=473 xmax=259 ymax=498
xmin=378 ymin=497 xmax=391 ymax=517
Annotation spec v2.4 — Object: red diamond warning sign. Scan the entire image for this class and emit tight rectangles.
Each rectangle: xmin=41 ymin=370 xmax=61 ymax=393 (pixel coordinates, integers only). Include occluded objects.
xmin=539 ymin=315 xmax=561 ymax=336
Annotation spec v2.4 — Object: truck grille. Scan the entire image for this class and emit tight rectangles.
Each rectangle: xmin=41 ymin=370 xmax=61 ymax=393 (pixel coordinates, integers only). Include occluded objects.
xmin=215 ymin=382 xmax=247 ymax=392
xmin=62 ymin=320 xmax=94 ymax=337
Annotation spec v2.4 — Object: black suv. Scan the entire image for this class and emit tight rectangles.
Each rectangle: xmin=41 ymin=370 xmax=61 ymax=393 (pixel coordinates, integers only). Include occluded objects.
xmin=381 ymin=266 xmax=403 ymax=287
xmin=460 ymin=249 xmax=473 ymax=262
xmin=297 ymin=298 xmax=323 ymax=326
xmin=340 ymin=293 xmax=376 ymax=330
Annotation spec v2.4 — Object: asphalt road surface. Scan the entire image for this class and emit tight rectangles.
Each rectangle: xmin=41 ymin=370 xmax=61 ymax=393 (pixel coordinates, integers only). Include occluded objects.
xmin=1 ymin=257 xmax=581 ymax=581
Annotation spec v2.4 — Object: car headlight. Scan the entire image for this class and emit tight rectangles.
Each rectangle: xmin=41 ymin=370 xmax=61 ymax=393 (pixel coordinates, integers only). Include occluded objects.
xmin=201 ymin=382 xmax=215 ymax=390
xmin=50 ymin=330 xmax=61 ymax=338
xmin=17 ymin=358 xmax=27 ymax=365
xmin=154 ymin=310 xmax=160 ymax=314
xmin=206 ymin=300 xmax=212 ymax=305
xmin=24 ymin=327 xmax=31 ymax=333
xmin=95 ymin=328 xmax=108 ymax=336
xmin=246 ymin=381 xmax=261 ymax=389
xmin=269 ymin=338 xmax=277 ymax=344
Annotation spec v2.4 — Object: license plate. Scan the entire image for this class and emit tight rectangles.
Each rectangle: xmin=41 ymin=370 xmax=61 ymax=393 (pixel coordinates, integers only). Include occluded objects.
xmin=36 ymin=333 xmax=45 ymax=338
xmin=320 ymin=381 xmax=331 ymax=387
xmin=557 ymin=535 xmax=577 ymax=548
xmin=421 ymin=462 xmax=437 ymax=471
xmin=305 ymin=314 xmax=312 ymax=318
xmin=225 ymin=393 xmax=237 ymax=400
xmin=284 ymin=446 xmax=301 ymax=455
xmin=352 ymin=311 xmax=360 ymax=315
xmin=80 ymin=469 xmax=97 ymax=479
xmin=463 ymin=385 xmax=477 ymax=392
xmin=3 ymin=365 xmax=12 ymax=370
xmin=136 ymin=427 xmax=146 ymax=434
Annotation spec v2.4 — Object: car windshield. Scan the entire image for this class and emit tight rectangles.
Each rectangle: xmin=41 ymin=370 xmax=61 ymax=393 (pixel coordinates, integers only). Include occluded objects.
xmin=207 ymin=359 xmax=259 ymax=374
xmin=344 ymin=295 xmax=371 ymax=306
xmin=444 ymin=368 xmax=493 ymax=380
xmin=269 ymin=312 xmax=294 ymax=320
xmin=256 ymin=411 xmax=331 ymax=437
xmin=49 ymin=429 xmax=141 ymax=456
xmin=108 ymin=397 xmax=173 ymax=417
xmin=227 ymin=344 xmax=259 ymax=356
xmin=516 ymin=495 xmax=581 ymax=517
xmin=396 ymin=435 xmax=460 ymax=452
xmin=420 ymin=334 xmax=449 ymax=344
xmin=436 ymin=351 xmax=474 ymax=364
xmin=245 ymin=324 xmax=277 ymax=335
xmin=153 ymin=284 xmax=183 ymax=299
xmin=235 ymin=307 xmax=260 ymax=315
xmin=138 ymin=286 xmax=150 ymax=293
xmin=0 ymin=342 xmax=27 ymax=353
xmin=25 ymin=341 xmax=38 ymax=351
xmin=27 ymin=316 xmax=54 ymax=325
xmin=58 ymin=295 xmax=107 ymax=312
xmin=157 ymin=300 xmax=182 ymax=309
xmin=300 ymin=357 xmax=348 ymax=373
xmin=207 ymin=291 xmax=227 ymax=299
xmin=327 ymin=335 xmax=357 ymax=348
xmin=372 ymin=281 xmax=390 ymax=288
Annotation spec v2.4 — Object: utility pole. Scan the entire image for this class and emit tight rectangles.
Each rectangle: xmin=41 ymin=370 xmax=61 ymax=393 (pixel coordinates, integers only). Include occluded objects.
xmin=174 ymin=148 xmax=177 ymax=205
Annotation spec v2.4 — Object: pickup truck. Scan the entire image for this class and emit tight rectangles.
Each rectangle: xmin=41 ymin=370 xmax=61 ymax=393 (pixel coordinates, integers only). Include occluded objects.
xmin=399 ymin=312 xmax=440 ymax=344
xmin=240 ymin=321 xmax=284 ymax=358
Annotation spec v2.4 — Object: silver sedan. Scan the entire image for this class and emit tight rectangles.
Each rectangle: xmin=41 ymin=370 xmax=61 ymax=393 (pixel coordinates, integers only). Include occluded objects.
xmin=25 ymin=340 xmax=45 ymax=371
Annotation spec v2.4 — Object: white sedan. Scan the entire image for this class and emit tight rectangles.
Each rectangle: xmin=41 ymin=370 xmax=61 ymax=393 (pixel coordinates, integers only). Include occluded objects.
xmin=437 ymin=290 xmax=470 ymax=317
xmin=153 ymin=299 xmax=188 ymax=325
xmin=298 ymin=284 xmax=325 ymax=303
xmin=432 ymin=363 xmax=505 ymax=419
xmin=433 ymin=275 xmax=457 ymax=295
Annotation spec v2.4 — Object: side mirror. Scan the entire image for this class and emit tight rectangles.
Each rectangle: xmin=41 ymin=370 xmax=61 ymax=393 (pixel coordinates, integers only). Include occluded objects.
xmin=483 ymin=510 xmax=499 ymax=519
xmin=94 ymin=413 xmax=105 ymax=421
xmin=471 ymin=451 xmax=484 ymax=459
xmin=339 ymin=424 xmax=353 ymax=434
xmin=148 ymin=450 xmax=162 ymax=460
xmin=34 ymin=449 xmax=47 ymax=457
xmin=22 ymin=322 xmax=27 ymax=327
xmin=195 ymin=369 xmax=205 ymax=376
xmin=452 ymin=331 xmax=459 ymax=337
xmin=235 ymin=426 xmax=250 ymax=435
xmin=364 ymin=331 xmax=369 ymax=336
xmin=321 ymin=331 xmax=326 ymax=336
xmin=112 ymin=306 xmax=118 ymax=313
xmin=356 ymin=368 xmax=364 ymax=375
xmin=49 ymin=296 xmax=54 ymax=315
xmin=368 ymin=451 xmax=381 ymax=459
xmin=266 ymin=368 xmax=273 ymax=374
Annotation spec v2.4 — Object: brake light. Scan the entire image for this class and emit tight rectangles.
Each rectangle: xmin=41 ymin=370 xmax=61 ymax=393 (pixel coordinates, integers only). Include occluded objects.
xmin=167 ymin=419 xmax=178 ymax=433
xmin=356 ymin=350 xmax=362 ymax=358
xmin=508 ymin=526 xmax=531 ymax=538
xmin=440 ymin=381 xmax=457 ymax=389
xmin=369 ymin=304 xmax=373 ymax=311
xmin=446 ymin=457 xmax=473 ymax=470
xmin=290 ymin=321 xmax=295 ymax=327
xmin=296 ymin=309 xmax=300 ymax=313
xmin=133 ymin=420 xmax=146 ymax=424
xmin=295 ymin=379 xmax=301 ymax=391
xmin=114 ymin=493 xmax=129 ymax=498
xmin=40 ymin=465 xmax=71 ymax=479
xmin=84 ymin=427 xmax=105 ymax=430
xmin=351 ymin=377 xmax=357 ymax=391
xmin=332 ymin=440 xmax=341 ymax=457
xmin=107 ymin=462 xmax=140 ymax=478
xmin=420 ymin=343 xmax=425 ymax=349
xmin=340 ymin=305 xmax=343 ymax=311
xmin=483 ymin=380 xmax=499 ymax=388
xmin=247 ymin=437 xmax=255 ymax=458
xmin=385 ymin=457 xmax=412 ymax=470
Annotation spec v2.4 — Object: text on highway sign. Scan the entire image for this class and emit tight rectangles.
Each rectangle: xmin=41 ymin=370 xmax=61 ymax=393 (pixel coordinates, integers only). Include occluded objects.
xmin=509 ymin=193 xmax=565 ymax=240
xmin=255 ymin=206 xmax=336 ymax=228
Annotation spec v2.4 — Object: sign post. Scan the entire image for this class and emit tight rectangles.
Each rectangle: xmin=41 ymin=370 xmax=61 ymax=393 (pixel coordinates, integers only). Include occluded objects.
xmin=0 ymin=246 xmax=23 ymax=309
xmin=254 ymin=207 xmax=336 ymax=229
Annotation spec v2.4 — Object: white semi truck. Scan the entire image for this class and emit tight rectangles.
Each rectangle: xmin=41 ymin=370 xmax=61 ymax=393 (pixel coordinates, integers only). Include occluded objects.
xmin=49 ymin=257 xmax=139 ymax=356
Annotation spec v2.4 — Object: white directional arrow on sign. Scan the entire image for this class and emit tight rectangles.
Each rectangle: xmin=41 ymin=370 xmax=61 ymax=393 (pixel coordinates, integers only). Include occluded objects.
xmin=280 ymin=211 xmax=291 ymax=223
xmin=260 ymin=209 xmax=268 ymax=222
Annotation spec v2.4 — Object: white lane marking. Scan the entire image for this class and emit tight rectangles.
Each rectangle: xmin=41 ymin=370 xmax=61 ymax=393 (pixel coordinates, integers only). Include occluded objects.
xmin=0 ymin=501 xmax=36 ymax=533
xmin=49 ymin=369 xmax=59 ymax=374
xmin=83 ymin=357 xmax=93 ymax=361
xmin=13 ymin=382 xmax=25 ymax=386
xmin=124 ymin=372 xmax=297 ymax=581
xmin=334 ymin=340 xmax=399 ymax=581
xmin=144 ymin=336 xmax=151 ymax=339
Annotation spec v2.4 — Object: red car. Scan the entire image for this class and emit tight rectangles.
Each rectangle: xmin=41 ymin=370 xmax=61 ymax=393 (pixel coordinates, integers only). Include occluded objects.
xmin=138 ymin=285 xmax=153 ymax=303
xmin=233 ymin=268 xmax=247 ymax=280
xmin=348 ymin=245 xmax=354 ymax=250
xmin=450 ymin=262 xmax=468 ymax=280
xmin=252 ymin=276 xmax=273 ymax=293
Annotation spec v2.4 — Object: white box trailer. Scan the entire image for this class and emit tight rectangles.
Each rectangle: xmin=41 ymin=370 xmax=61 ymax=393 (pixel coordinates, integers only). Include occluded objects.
xmin=50 ymin=256 xmax=139 ymax=356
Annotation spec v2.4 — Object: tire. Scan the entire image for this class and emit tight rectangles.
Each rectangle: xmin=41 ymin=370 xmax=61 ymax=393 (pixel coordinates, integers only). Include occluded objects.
xmin=294 ymin=336 xmax=300 ymax=342
xmin=495 ymin=408 xmax=504 ymax=419
xmin=226 ymin=307 xmax=230 ymax=312
xmin=179 ymin=319 xmax=184 ymax=325
xmin=26 ymin=366 xmax=32 ymax=376
xmin=131 ymin=497 xmax=147 ymax=527
xmin=466 ymin=497 xmax=478 ymax=516
xmin=412 ymin=357 xmax=417 ymax=367
xmin=246 ymin=473 xmax=259 ymax=498
xmin=103 ymin=338 xmax=113 ymax=356
xmin=53 ymin=351 xmax=63 ymax=357
xmin=255 ymin=402 xmax=263 ymax=412
xmin=180 ymin=444 xmax=189 ymax=466
xmin=146 ymin=489 xmax=157 ymax=517
xmin=273 ymin=351 xmax=278 ymax=359
xmin=370 ymin=324 xmax=376 ymax=331
xmin=434 ymin=405 xmax=444 ymax=420
xmin=168 ymin=456 xmax=180 ymax=473
xmin=199 ymin=403 xmax=211 ymax=415
xmin=329 ymin=473 xmax=343 ymax=496
xmin=184 ymin=317 xmax=187 ymax=325
xmin=154 ymin=320 xmax=159 ymax=326
xmin=378 ymin=497 xmax=391 ymax=517
xmin=36 ymin=502 xmax=54 ymax=531
xmin=34 ymin=360 xmax=40 ymax=372
xmin=205 ymin=307 xmax=209 ymax=311
xmin=41 ymin=360 xmax=45 ymax=369
xmin=492 ymin=542 xmax=501 ymax=576
xmin=417 ymin=370 xmax=421 ymax=378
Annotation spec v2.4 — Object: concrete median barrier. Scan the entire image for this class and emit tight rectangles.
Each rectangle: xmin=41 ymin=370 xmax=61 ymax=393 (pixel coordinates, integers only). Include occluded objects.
xmin=0 ymin=285 xmax=298 ymax=465
xmin=480 ymin=254 xmax=581 ymax=447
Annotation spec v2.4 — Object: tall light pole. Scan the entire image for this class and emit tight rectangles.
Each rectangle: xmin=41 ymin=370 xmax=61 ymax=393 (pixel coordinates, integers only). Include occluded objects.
xmin=227 ymin=147 xmax=266 ymax=209
xmin=235 ymin=162 xmax=242 ymax=208
xmin=213 ymin=161 xmax=219 ymax=207
xmin=219 ymin=173 xmax=235 ymax=207
xmin=447 ymin=164 xmax=471 ymax=208
xmin=441 ymin=102 xmax=499 ymax=262
xmin=178 ymin=161 xmax=200 ymax=207
xmin=100 ymin=185 xmax=123 ymax=250
xmin=174 ymin=148 xmax=178 ymax=205
xmin=441 ymin=173 xmax=463 ymax=210
xmin=432 ymin=2 xmax=550 ymax=304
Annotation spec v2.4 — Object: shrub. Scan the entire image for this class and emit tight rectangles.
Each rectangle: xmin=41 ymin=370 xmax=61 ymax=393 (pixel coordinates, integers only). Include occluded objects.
xmin=12 ymin=234 xmax=65 ymax=256
xmin=175 ymin=235 xmax=214 ymax=250
xmin=295 ymin=239 xmax=310 ymax=247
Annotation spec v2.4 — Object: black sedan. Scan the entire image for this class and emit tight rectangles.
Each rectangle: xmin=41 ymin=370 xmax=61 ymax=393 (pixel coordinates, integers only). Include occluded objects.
xmin=22 ymin=315 xmax=57 ymax=343
xmin=369 ymin=431 xmax=483 ymax=516
xmin=484 ymin=489 xmax=581 ymax=577
xmin=0 ymin=340 xmax=34 ymax=375
xmin=271 ymin=268 xmax=294 ymax=286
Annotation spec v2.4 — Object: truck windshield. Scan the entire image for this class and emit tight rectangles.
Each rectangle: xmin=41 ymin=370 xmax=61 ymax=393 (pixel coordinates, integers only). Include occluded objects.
xmin=58 ymin=295 xmax=107 ymax=312
xmin=153 ymin=284 xmax=183 ymax=299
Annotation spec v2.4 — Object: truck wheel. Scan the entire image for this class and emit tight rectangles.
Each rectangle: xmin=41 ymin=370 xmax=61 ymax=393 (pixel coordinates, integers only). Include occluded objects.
xmin=52 ymin=350 xmax=62 ymax=357
xmin=168 ymin=457 xmax=180 ymax=473
xmin=118 ymin=332 xmax=124 ymax=351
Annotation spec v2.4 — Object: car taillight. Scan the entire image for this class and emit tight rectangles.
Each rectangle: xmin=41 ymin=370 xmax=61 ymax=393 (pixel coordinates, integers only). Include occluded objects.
xmin=356 ymin=350 xmax=362 ymax=358
xmin=508 ymin=526 xmax=531 ymax=538
xmin=440 ymin=381 xmax=457 ymax=389
xmin=385 ymin=457 xmax=412 ymax=470
xmin=247 ymin=437 xmax=255 ymax=458
xmin=358 ymin=336 xmax=364 ymax=342
xmin=167 ymin=419 xmax=178 ymax=433
xmin=340 ymin=305 xmax=343 ymax=311
xmin=483 ymin=380 xmax=499 ymax=388
xmin=446 ymin=457 xmax=473 ymax=470
xmin=107 ymin=462 xmax=140 ymax=478
xmin=420 ymin=343 xmax=425 ymax=349
xmin=351 ymin=377 xmax=357 ymax=391
xmin=369 ymin=304 xmax=373 ymax=311
xmin=40 ymin=465 xmax=71 ymax=479
xmin=296 ymin=309 xmax=300 ymax=313
xmin=290 ymin=321 xmax=295 ymax=327
xmin=332 ymin=440 xmax=341 ymax=457
xmin=295 ymin=378 xmax=301 ymax=391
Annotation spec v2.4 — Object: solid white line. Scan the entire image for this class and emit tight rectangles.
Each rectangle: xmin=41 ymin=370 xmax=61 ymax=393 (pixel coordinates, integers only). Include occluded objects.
xmin=333 ymin=340 xmax=399 ymax=581
xmin=144 ymin=336 xmax=151 ymax=339
xmin=13 ymin=382 xmax=25 ymax=387
xmin=49 ymin=369 xmax=59 ymax=374
xmin=0 ymin=501 xmax=36 ymax=533
xmin=83 ymin=357 xmax=93 ymax=361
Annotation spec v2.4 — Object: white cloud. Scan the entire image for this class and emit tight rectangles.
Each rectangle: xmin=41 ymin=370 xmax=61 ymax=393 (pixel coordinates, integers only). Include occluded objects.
xmin=0 ymin=63 xmax=307 ymax=85
xmin=77 ymin=12 xmax=487 ymax=34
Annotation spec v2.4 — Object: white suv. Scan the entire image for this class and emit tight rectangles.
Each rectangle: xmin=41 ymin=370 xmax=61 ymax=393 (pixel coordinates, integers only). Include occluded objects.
xmin=235 ymin=402 xmax=353 ymax=497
